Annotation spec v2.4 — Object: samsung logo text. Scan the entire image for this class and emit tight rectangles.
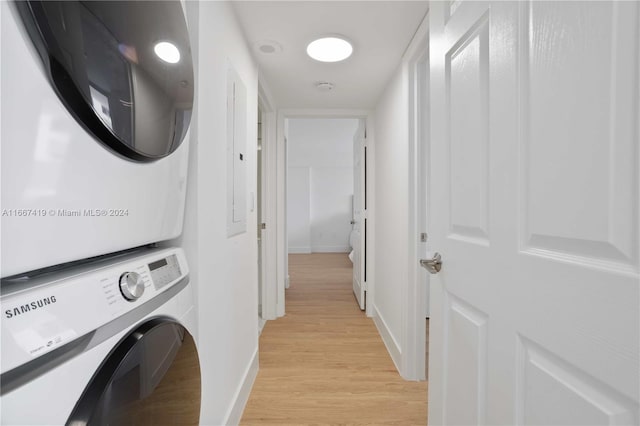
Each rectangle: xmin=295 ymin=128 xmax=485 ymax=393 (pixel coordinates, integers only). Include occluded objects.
xmin=5 ymin=296 xmax=57 ymax=319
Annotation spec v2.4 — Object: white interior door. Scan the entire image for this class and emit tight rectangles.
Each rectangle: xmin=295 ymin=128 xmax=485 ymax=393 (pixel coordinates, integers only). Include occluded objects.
xmin=352 ymin=123 xmax=366 ymax=310
xmin=257 ymin=105 xmax=267 ymax=326
xmin=416 ymin=43 xmax=430 ymax=320
xmin=428 ymin=2 xmax=639 ymax=424
xmin=257 ymin=108 xmax=263 ymax=320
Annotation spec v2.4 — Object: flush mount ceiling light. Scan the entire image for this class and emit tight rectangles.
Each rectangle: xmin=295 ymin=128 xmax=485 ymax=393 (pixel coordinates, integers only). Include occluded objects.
xmin=306 ymin=37 xmax=353 ymax=62
xmin=154 ymin=41 xmax=180 ymax=64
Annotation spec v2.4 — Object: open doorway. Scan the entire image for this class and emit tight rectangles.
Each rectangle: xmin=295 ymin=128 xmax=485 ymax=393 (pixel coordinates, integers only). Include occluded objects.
xmin=284 ymin=116 xmax=367 ymax=310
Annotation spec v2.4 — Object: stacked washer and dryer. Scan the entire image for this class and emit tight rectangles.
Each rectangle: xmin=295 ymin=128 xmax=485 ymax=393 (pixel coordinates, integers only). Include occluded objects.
xmin=1 ymin=1 xmax=200 ymax=424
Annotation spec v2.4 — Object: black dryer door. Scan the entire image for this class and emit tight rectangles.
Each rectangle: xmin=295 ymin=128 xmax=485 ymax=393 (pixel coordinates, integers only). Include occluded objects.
xmin=66 ymin=319 xmax=201 ymax=426
xmin=16 ymin=1 xmax=194 ymax=162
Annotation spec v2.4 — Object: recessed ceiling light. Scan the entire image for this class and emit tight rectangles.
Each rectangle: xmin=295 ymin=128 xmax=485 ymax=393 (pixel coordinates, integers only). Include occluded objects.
xmin=260 ymin=45 xmax=276 ymax=53
xmin=306 ymin=37 xmax=353 ymax=62
xmin=154 ymin=41 xmax=180 ymax=64
xmin=254 ymin=40 xmax=283 ymax=55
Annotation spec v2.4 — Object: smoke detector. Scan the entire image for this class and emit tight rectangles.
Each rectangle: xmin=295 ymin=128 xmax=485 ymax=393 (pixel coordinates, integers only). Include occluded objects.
xmin=315 ymin=82 xmax=334 ymax=92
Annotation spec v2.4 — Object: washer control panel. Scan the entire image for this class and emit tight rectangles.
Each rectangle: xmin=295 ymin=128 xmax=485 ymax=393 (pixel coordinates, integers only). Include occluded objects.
xmin=148 ymin=254 xmax=182 ymax=290
xmin=0 ymin=247 xmax=189 ymax=375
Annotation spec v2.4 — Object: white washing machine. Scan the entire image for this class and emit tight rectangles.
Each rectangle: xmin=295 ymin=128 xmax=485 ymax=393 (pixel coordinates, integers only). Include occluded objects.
xmin=1 ymin=1 xmax=195 ymax=277
xmin=0 ymin=247 xmax=201 ymax=425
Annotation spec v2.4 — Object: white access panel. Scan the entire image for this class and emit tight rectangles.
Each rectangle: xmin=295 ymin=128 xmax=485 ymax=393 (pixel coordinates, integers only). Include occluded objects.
xmin=227 ymin=64 xmax=248 ymax=237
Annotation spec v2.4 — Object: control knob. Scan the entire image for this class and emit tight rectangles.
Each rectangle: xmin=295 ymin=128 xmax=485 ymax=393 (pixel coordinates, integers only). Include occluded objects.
xmin=119 ymin=272 xmax=145 ymax=301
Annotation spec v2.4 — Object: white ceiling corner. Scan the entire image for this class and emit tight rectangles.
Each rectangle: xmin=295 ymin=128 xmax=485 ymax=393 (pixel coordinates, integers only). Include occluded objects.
xmin=232 ymin=1 xmax=429 ymax=109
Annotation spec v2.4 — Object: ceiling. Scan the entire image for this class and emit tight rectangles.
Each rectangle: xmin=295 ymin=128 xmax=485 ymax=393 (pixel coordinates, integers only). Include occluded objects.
xmin=232 ymin=1 xmax=429 ymax=109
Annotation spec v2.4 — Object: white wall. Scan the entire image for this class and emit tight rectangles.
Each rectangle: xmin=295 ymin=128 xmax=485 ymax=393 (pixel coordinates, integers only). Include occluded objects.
xmin=179 ymin=2 xmax=260 ymax=424
xmin=287 ymin=167 xmax=311 ymax=251
xmin=372 ymin=64 xmax=409 ymax=372
xmin=287 ymin=118 xmax=358 ymax=253
xmin=310 ymin=167 xmax=354 ymax=252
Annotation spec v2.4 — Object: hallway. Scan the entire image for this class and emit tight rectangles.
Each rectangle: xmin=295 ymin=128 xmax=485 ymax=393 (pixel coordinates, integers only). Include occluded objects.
xmin=241 ymin=253 xmax=427 ymax=424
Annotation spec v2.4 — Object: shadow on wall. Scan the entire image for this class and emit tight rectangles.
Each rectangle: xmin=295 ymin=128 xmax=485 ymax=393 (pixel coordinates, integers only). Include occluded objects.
xmin=288 ymin=166 xmax=354 ymax=253
xmin=310 ymin=212 xmax=353 ymax=253
xmin=289 ymin=211 xmax=353 ymax=254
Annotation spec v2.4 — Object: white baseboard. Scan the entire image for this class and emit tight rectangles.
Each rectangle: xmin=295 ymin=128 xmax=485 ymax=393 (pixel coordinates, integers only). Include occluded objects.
xmin=310 ymin=245 xmax=350 ymax=253
xmin=372 ymin=304 xmax=402 ymax=374
xmin=288 ymin=246 xmax=351 ymax=253
xmin=288 ymin=246 xmax=312 ymax=254
xmin=223 ymin=348 xmax=259 ymax=426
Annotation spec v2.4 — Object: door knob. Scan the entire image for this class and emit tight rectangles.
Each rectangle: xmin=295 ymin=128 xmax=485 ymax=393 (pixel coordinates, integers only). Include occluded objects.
xmin=420 ymin=253 xmax=442 ymax=274
xmin=350 ymin=220 xmax=356 ymax=225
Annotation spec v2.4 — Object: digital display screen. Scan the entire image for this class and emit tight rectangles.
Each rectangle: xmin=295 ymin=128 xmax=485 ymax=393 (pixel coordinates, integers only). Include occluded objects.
xmin=148 ymin=258 xmax=168 ymax=271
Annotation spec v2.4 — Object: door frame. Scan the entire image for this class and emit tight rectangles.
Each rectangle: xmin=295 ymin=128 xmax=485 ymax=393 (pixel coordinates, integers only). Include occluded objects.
xmin=276 ymin=109 xmax=375 ymax=317
xmin=404 ymin=14 xmax=429 ymax=381
xmin=258 ymin=79 xmax=278 ymax=321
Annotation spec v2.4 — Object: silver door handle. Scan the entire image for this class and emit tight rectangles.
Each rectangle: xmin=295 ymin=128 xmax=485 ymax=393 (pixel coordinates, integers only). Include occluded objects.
xmin=420 ymin=253 xmax=442 ymax=274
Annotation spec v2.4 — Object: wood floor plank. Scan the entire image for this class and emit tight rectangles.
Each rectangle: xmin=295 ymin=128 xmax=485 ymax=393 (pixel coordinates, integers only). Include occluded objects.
xmin=240 ymin=253 xmax=427 ymax=425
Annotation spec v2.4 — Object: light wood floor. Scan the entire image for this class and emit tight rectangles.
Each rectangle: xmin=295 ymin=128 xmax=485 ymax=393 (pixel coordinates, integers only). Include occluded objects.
xmin=241 ymin=253 xmax=428 ymax=425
